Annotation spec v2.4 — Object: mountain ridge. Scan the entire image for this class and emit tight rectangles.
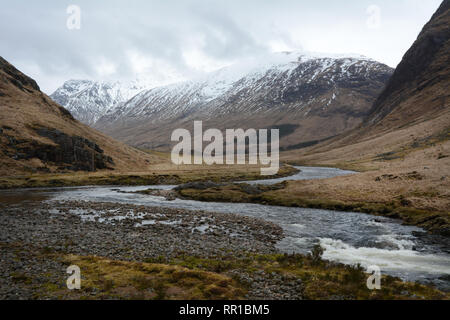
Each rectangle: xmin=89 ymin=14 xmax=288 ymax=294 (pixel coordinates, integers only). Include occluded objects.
xmin=365 ymin=0 xmax=449 ymax=128
xmin=50 ymin=79 xmax=152 ymax=125
xmin=85 ymin=52 xmax=393 ymax=150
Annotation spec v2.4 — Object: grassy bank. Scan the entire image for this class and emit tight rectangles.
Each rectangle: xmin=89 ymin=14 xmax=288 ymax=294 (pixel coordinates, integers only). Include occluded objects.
xmin=276 ymin=134 xmax=450 ymax=235
xmin=177 ymin=181 xmax=450 ymax=236
xmin=30 ymin=250 xmax=447 ymax=300
xmin=0 ymin=164 xmax=298 ymax=190
xmin=61 ymin=254 xmax=245 ymax=300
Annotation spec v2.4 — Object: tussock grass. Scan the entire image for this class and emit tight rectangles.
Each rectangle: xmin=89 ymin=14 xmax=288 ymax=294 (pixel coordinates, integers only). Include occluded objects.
xmin=61 ymin=255 xmax=246 ymax=300
xmin=0 ymin=164 xmax=298 ymax=189
xmin=179 ymin=183 xmax=450 ymax=235
xmin=147 ymin=253 xmax=448 ymax=300
xmin=4 ymin=242 xmax=446 ymax=300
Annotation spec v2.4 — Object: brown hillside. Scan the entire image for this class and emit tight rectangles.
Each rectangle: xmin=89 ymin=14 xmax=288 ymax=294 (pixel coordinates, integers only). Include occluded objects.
xmin=281 ymin=1 xmax=449 ymax=234
xmin=285 ymin=0 xmax=449 ymax=162
xmin=367 ymin=0 xmax=449 ymax=127
xmin=0 ymin=57 xmax=155 ymax=176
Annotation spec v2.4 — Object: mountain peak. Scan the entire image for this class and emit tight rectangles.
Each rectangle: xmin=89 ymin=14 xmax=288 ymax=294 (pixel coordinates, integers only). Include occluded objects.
xmin=93 ymin=53 xmax=392 ymax=150
xmin=50 ymin=78 xmax=151 ymax=125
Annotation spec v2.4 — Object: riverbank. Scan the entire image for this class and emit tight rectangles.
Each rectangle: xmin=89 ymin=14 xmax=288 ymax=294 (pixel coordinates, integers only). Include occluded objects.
xmin=0 ymin=164 xmax=298 ymax=190
xmin=278 ymin=136 xmax=450 ymax=236
xmin=0 ymin=200 xmax=446 ymax=300
xmin=174 ymin=174 xmax=450 ymax=237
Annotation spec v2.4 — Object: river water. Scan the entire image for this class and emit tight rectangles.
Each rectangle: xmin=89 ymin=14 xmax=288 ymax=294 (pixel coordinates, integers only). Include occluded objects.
xmin=1 ymin=167 xmax=449 ymax=289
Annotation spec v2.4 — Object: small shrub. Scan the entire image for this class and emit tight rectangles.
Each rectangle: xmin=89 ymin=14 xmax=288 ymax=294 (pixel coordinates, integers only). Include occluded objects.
xmin=309 ymin=245 xmax=324 ymax=265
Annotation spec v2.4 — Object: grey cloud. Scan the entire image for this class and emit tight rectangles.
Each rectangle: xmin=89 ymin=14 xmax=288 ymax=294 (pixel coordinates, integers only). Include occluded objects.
xmin=0 ymin=0 xmax=443 ymax=93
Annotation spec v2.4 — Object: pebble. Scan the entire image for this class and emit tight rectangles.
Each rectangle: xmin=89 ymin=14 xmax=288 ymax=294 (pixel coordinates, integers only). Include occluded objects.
xmin=0 ymin=200 xmax=301 ymax=300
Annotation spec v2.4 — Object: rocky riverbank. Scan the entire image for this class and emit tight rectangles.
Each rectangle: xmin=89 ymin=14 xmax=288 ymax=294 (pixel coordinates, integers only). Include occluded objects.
xmin=0 ymin=200 xmax=447 ymax=300
xmin=0 ymin=200 xmax=298 ymax=300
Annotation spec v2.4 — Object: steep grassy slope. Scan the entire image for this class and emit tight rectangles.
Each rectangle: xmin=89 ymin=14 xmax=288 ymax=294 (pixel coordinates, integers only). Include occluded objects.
xmin=0 ymin=57 xmax=157 ymax=176
xmin=285 ymin=0 xmax=449 ymax=161
xmin=278 ymin=1 xmax=450 ymax=235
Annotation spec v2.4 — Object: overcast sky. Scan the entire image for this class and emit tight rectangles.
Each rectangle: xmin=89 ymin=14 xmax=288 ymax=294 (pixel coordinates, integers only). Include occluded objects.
xmin=0 ymin=0 xmax=443 ymax=94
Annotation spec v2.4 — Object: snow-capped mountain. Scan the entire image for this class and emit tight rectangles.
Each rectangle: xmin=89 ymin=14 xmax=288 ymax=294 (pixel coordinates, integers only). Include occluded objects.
xmin=93 ymin=51 xmax=393 ymax=150
xmin=50 ymin=79 xmax=151 ymax=125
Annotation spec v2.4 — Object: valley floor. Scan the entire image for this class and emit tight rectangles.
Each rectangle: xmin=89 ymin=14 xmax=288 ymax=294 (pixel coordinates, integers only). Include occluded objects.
xmin=175 ymin=139 xmax=450 ymax=236
xmin=283 ymin=139 xmax=450 ymax=236
xmin=0 ymin=164 xmax=298 ymax=190
xmin=1 ymin=142 xmax=449 ymax=236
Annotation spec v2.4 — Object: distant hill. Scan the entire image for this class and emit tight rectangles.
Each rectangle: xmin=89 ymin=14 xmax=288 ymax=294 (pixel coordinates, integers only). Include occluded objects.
xmin=52 ymin=52 xmax=393 ymax=151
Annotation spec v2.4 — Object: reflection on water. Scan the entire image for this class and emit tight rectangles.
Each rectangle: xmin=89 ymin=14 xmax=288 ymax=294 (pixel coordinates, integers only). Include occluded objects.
xmin=0 ymin=191 xmax=49 ymax=207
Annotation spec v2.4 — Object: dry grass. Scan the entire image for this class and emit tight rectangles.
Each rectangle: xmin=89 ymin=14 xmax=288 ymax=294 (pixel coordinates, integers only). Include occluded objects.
xmin=4 ymin=243 xmax=447 ymax=300
xmin=59 ymin=255 xmax=246 ymax=300
xmin=143 ymin=253 xmax=449 ymax=300
xmin=178 ymin=139 xmax=450 ymax=234
xmin=271 ymin=108 xmax=450 ymax=234
xmin=0 ymin=163 xmax=298 ymax=189
xmin=0 ymin=66 xmax=163 ymax=175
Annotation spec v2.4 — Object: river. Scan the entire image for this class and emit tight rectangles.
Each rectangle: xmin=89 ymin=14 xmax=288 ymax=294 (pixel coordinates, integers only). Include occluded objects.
xmin=1 ymin=166 xmax=449 ymax=290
